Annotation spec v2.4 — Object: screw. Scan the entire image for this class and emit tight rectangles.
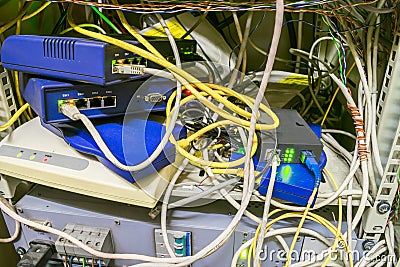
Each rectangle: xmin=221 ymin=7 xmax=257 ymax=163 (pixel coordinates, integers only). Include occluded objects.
xmin=16 ymin=206 xmax=23 ymax=213
xmin=114 ymin=220 xmax=120 ymax=225
xmin=16 ymin=247 xmax=26 ymax=255
xmin=362 ymin=240 xmax=375 ymax=251
xmin=377 ymin=201 xmax=391 ymax=214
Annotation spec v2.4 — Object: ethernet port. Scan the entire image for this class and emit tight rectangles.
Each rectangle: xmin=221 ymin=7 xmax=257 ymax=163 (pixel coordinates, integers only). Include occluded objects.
xmin=132 ymin=57 xmax=147 ymax=66
xmin=131 ymin=57 xmax=141 ymax=65
xmin=89 ymin=97 xmax=102 ymax=108
xmin=103 ymin=96 xmax=116 ymax=107
xmin=75 ymin=98 xmax=88 ymax=109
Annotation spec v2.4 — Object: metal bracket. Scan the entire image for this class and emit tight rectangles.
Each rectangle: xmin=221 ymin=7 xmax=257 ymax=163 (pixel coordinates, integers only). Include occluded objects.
xmin=362 ymin=122 xmax=400 ymax=240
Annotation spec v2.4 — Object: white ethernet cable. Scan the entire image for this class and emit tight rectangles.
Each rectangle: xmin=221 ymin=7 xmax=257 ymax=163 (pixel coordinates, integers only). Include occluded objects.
xmin=0 ymin=195 xmax=184 ymax=263
xmin=155 ymin=12 xmax=183 ymax=258
xmin=254 ymin=155 xmax=279 ymax=266
xmin=227 ymin=12 xmax=253 ymax=90
xmin=160 ymin=155 xmax=191 ymax=261
xmin=231 ymin=227 xmax=332 ymax=267
xmin=385 ymin=222 xmax=397 ymax=266
xmin=167 ymin=177 xmax=240 ymax=209
xmin=211 ymin=11 xmax=253 ymax=123
xmin=370 ymin=19 xmax=384 ymax=177
xmin=329 ymin=73 xmax=370 ymax=232
xmin=0 ymin=199 xmax=20 ymax=243
xmin=60 ymin=104 xmax=177 ymax=172
xmin=59 ymin=13 xmax=185 ymax=173
xmin=134 ymin=2 xmax=284 ymax=266
xmin=355 ymin=240 xmax=386 ymax=267
xmin=309 ymin=36 xmax=346 ymax=74
xmin=270 ymin=159 xmax=360 ymax=211
xmin=322 ymin=129 xmax=357 ymax=140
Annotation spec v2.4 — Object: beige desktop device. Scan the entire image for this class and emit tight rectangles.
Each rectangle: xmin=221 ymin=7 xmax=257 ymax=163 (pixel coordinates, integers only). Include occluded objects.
xmin=0 ymin=118 xmax=180 ymax=208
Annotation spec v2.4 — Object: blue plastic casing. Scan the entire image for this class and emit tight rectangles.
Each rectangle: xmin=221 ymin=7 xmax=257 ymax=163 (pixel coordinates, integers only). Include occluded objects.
xmin=257 ymin=156 xmax=326 ymax=206
xmin=42 ymin=116 xmax=186 ymax=183
xmin=23 ymin=77 xmax=176 ymax=123
xmin=1 ymin=35 xmax=196 ymax=85
xmin=2 ymin=35 xmax=119 ymax=85
xmin=230 ymin=119 xmax=326 ymax=206
xmin=256 ymin=150 xmax=326 ymax=206
xmin=230 ymin=151 xmax=326 ymax=206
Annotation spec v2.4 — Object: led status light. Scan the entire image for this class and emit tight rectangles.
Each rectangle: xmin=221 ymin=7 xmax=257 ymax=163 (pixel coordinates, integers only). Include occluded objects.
xmin=240 ymin=248 xmax=248 ymax=260
xmin=283 ymin=147 xmax=295 ymax=163
xmin=281 ymin=165 xmax=293 ymax=181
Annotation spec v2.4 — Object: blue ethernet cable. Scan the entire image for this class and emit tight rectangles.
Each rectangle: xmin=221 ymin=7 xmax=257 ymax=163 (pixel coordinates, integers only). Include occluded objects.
xmin=300 ymin=150 xmax=322 ymax=188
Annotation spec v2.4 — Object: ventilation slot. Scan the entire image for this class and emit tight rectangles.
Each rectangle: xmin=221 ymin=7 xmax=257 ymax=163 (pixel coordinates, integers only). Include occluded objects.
xmin=43 ymin=38 xmax=76 ymax=60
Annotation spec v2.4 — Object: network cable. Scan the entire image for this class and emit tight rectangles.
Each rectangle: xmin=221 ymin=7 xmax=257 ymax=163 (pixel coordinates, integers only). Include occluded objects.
xmin=0 ymin=198 xmax=20 ymax=243
xmin=66 ymin=6 xmax=280 ymax=131
xmin=21 ymin=2 xmax=51 ymax=21
xmin=0 ymin=0 xmax=396 ymax=265
xmin=0 ymin=0 xmax=285 ymax=266
xmin=0 ymin=103 xmax=29 ymax=132
xmin=0 ymin=2 xmax=33 ymax=35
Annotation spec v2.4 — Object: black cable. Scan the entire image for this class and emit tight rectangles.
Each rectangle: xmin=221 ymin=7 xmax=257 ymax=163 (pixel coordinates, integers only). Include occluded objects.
xmin=222 ymin=12 xmax=238 ymax=50
xmin=225 ymin=12 xmax=267 ymax=81
xmin=216 ymin=11 xmax=246 ymax=30
xmin=51 ymin=5 xmax=69 ymax=34
xmin=284 ymin=12 xmax=297 ymax=71
xmin=289 ymin=49 xmax=324 ymax=117
xmin=282 ymin=14 xmax=389 ymax=34
xmin=57 ymin=3 xmax=64 ymax=15
xmin=180 ymin=11 xmax=208 ymax=39
xmin=249 ymin=11 xmax=266 ymax=36
xmin=174 ymin=15 xmax=223 ymax=83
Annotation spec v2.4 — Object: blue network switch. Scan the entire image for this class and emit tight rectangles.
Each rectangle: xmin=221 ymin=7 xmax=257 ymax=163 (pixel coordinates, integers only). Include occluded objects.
xmin=1 ymin=35 xmax=196 ymax=85
xmin=24 ymin=77 xmax=177 ymax=123
xmin=230 ymin=110 xmax=324 ymax=206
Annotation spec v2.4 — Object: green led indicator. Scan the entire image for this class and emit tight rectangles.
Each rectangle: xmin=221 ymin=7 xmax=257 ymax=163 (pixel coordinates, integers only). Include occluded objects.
xmin=281 ymin=165 xmax=292 ymax=180
xmin=290 ymin=148 xmax=295 ymax=153
xmin=240 ymin=248 xmax=248 ymax=260
xmin=237 ymin=147 xmax=246 ymax=155
xmin=289 ymin=154 xmax=293 ymax=158
xmin=183 ymin=51 xmax=193 ymax=55
xmin=284 ymin=157 xmax=288 ymax=162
